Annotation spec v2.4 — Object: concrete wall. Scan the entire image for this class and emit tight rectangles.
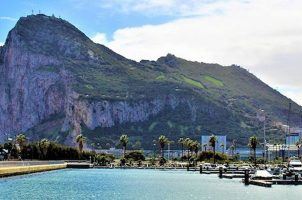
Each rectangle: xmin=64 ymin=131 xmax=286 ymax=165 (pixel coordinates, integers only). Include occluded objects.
xmin=0 ymin=163 xmax=67 ymax=177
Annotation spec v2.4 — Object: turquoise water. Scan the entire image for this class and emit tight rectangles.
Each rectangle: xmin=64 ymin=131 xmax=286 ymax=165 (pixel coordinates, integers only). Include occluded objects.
xmin=0 ymin=169 xmax=301 ymax=200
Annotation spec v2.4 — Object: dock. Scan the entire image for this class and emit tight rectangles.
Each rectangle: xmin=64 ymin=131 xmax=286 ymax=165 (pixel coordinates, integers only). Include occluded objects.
xmin=250 ymin=180 xmax=272 ymax=187
xmin=221 ymin=174 xmax=245 ymax=179
xmin=66 ymin=162 xmax=93 ymax=168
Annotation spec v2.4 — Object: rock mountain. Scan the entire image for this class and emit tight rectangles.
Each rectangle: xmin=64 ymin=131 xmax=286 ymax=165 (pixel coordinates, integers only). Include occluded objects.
xmin=0 ymin=14 xmax=301 ymax=148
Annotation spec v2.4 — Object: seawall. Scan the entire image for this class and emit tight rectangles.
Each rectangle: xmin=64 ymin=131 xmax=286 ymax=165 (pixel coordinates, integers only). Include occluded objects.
xmin=0 ymin=163 xmax=67 ymax=177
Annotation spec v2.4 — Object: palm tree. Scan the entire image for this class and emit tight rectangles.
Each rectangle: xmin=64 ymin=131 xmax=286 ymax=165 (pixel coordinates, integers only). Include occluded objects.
xmin=192 ymin=141 xmax=200 ymax=156
xmin=220 ymin=143 xmax=225 ymax=154
xmin=203 ymin=144 xmax=207 ymax=152
xmin=296 ymin=141 xmax=301 ymax=158
xmin=273 ymin=143 xmax=277 ymax=159
xmin=119 ymin=134 xmax=129 ymax=157
xmin=178 ymin=137 xmax=184 ymax=158
xmin=183 ymin=138 xmax=192 ymax=157
xmin=188 ymin=141 xmax=195 ymax=156
xmin=39 ymin=139 xmax=50 ymax=159
xmin=16 ymin=134 xmax=27 ymax=152
xmin=158 ymin=135 xmax=169 ymax=158
xmin=76 ymin=134 xmax=86 ymax=153
xmin=249 ymin=136 xmax=258 ymax=166
xmin=209 ymin=135 xmax=217 ymax=163
xmin=230 ymin=145 xmax=235 ymax=157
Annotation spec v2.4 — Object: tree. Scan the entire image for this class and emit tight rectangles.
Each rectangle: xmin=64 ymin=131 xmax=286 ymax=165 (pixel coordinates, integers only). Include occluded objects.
xmin=178 ymin=137 xmax=184 ymax=158
xmin=220 ymin=143 xmax=225 ymax=154
xmin=209 ymin=135 xmax=217 ymax=163
xmin=125 ymin=151 xmax=145 ymax=162
xmin=119 ymin=134 xmax=129 ymax=157
xmin=191 ymin=141 xmax=200 ymax=156
xmin=16 ymin=134 xmax=27 ymax=152
xmin=158 ymin=135 xmax=169 ymax=158
xmin=183 ymin=138 xmax=193 ymax=157
xmin=296 ymin=141 xmax=301 ymax=158
xmin=273 ymin=143 xmax=277 ymax=159
xmin=203 ymin=144 xmax=207 ymax=152
xmin=76 ymin=134 xmax=86 ymax=153
xmin=230 ymin=145 xmax=235 ymax=157
xmin=39 ymin=139 xmax=50 ymax=159
xmin=249 ymin=136 xmax=258 ymax=166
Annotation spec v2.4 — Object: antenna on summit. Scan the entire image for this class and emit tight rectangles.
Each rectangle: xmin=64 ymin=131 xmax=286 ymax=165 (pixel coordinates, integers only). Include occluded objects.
xmin=31 ymin=10 xmax=34 ymax=15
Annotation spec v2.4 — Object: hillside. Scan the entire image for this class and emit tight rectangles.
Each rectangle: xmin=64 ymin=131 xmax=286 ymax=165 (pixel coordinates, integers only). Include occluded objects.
xmin=0 ymin=14 xmax=301 ymax=149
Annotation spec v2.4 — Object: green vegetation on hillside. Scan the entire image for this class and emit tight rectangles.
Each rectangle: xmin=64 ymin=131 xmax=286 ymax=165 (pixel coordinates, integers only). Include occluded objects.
xmin=203 ymin=75 xmax=224 ymax=87
xmin=181 ymin=75 xmax=205 ymax=89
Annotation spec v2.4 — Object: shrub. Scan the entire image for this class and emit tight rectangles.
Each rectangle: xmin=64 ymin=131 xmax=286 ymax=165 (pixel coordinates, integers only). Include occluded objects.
xmin=95 ymin=153 xmax=115 ymax=166
xmin=197 ymin=151 xmax=228 ymax=162
xmin=159 ymin=157 xmax=166 ymax=166
xmin=125 ymin=151 xmax=145 ymax=161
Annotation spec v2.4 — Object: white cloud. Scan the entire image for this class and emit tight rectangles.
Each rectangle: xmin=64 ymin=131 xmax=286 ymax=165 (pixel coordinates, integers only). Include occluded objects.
xmin=0 ymin=42 xmax=3 ymax=46
xmin=91 ymin=33 xmax=108 ymax=45
xmin=0 ymin=16 xmax=17 ymax=21
xmin=95 ymin=0 xmax=302 ymax=105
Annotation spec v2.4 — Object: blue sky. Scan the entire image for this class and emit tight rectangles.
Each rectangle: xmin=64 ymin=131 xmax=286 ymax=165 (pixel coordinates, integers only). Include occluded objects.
xmin=0 ymin=0 xmax=176 ymax=43
xmin=1 ymin=0 xmax=302 ymax=105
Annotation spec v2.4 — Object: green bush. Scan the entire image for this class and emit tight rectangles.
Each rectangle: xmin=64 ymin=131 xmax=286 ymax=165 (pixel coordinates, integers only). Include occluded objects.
xmin=197 ymin=151 xmax=228 ymax=162
xmin=125 ymin=151 xmax=145 ymax=161
xmin=159 ymin=157 xmax=166 ymax=166
xmin=95 ymin=153 xmax=115 ymax=166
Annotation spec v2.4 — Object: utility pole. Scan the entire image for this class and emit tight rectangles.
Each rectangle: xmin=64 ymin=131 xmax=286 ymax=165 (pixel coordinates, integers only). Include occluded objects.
xmin=258 ymin=109 xmax=266 ymax=162
xmin=287 ymin=102 xmax=292 ymax=158
xmin=287 ymin=101 xmax=292 ymax=135
xmin=167 ymin=143 xmax=170 ymax=161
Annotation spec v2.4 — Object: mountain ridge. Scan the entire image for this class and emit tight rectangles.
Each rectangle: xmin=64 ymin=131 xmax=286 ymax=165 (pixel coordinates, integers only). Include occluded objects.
xmin=0 ymin=14 xmax=300 ymax=148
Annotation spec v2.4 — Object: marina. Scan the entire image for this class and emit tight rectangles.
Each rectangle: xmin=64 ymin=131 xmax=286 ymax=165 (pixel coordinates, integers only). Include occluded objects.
xmin=0 ymin=168 xmax=302 ymax=200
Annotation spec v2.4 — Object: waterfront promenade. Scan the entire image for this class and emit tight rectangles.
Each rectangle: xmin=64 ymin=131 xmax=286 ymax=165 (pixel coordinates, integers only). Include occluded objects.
xmin=0 ymin=161 xmax=67 ymax=177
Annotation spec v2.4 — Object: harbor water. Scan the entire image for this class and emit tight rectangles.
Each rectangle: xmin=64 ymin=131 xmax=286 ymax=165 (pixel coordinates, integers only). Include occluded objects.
xmin=0 ymin=169 xmax=300 ymax=200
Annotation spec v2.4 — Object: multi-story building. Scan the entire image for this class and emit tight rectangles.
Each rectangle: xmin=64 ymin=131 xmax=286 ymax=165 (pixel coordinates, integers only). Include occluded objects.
xmin=286 ymin=127 xmax=302 ymax=146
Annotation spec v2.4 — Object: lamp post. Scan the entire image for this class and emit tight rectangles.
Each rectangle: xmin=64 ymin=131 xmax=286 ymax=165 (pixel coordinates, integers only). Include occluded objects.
xmin=281 ymin=144 xmax=285 ymax=162
xmin=258 ymin=110 xmax=266 ymax=163
xmin=153 ymin=142 xmax=156 ymax=158
xmin=167 ymin=143 xmax=170 ymax=161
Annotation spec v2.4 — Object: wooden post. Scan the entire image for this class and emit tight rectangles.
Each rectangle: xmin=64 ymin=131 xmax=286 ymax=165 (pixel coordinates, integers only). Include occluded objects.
xmin=295 ymin=173 xmax=298 ymax=184
xmin=283 ymin=173 xmax=286 ymax=180
xmin=219 ymin=167 xmax=223 ymax=178
xmin=187 ymin=164 xmax=189 ymax=171
xmin=199 ymin=164 xmax=203 ymax=174
xmin=244 ymin=169 xmax=249 ymax=185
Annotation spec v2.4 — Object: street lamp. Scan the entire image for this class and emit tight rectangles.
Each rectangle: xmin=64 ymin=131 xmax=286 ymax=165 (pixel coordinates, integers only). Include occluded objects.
xmin=258 ymin=109 xmax=266 ymax=162
xmin=153 ymin=142 xmax=156 ymax=158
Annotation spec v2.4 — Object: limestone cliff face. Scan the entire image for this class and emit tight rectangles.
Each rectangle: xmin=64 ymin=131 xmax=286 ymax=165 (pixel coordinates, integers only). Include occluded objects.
xmin=0 ymin=16 xmax=199 ymax=143
xmin=64 ymin=95 xmax=198 ymax=144
xmin=0 ymin=27 xmax=66 ymax=140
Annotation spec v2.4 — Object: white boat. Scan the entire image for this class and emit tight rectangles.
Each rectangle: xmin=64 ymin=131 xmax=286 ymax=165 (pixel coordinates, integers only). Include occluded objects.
xmin=252 ymin=170 xmax=273 ymax=180
xmin=288 ymin=159 xmax=302 ymax=173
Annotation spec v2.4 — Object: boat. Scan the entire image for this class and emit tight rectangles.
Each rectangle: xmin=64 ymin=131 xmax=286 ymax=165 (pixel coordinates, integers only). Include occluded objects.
xmin=252 ymin=170 xmax=273 ymax=180
xmin=288 ymin=158 xmax=302 ymax=173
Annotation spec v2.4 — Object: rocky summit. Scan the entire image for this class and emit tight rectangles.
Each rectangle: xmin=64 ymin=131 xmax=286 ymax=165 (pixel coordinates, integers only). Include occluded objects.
xmin=0 ymin=14 xmax=301 ymax=148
